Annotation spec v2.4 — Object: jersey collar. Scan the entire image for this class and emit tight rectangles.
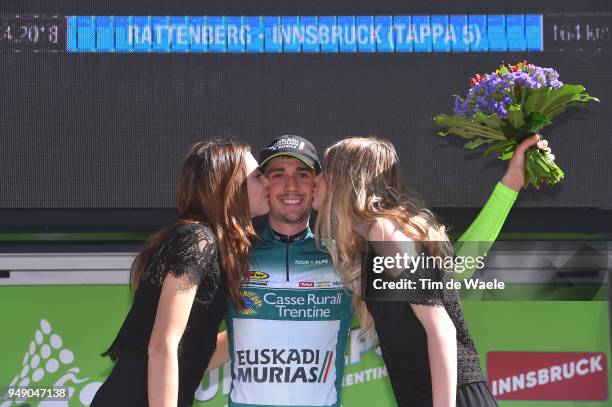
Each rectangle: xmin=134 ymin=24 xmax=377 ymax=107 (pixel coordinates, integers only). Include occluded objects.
xmin=265 ymin=225 xmax=312 ymax=243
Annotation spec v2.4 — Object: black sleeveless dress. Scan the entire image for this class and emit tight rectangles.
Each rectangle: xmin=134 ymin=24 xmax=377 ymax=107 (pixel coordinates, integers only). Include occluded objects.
xmin=91 ymin=223 xmax=227 ymax=407
xmin=364 ymin=246 xmax=498 ymax=407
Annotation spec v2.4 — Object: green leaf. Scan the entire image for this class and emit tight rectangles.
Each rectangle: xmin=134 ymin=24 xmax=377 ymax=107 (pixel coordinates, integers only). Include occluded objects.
xmin=523 ymin=149 xmax=565 ymax=188
xmin=511 ymin=112 xmax=553 ymax=142
xmin=530 ymin=84 xmax=599 ymax=119
xmin=523 ymin=88 xmax=551 ymax=116
xmin=472 ymin=111 xmax=504 ymax=131
xmin=434 ymin=114 xmax=451 ymax=126
xmin=500 ymin=150 xmax=514 ymax=160
xmin=463 ymin=138 xmax=490 ymax=149
xmin=526 ymin=112 xmax=553 ymax=133
xmin=517 ymin=84 xmax=597 ymax=121
xmin=539 ymin=84 xmax=584 ymax=115
xmin=434 ymin=114 xmax=506 ymax=141
xmin=505 ymin=104 xmax=525 ymax=129
xmin=483 ymin=139 xmax=517 ymax=156
xmin=500 ymin=122 xmax=519 ymax=139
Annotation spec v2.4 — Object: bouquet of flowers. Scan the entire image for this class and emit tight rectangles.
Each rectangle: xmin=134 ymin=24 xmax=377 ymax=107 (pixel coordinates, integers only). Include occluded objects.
xmin=434 ymin=61 xmax=599 ymax=188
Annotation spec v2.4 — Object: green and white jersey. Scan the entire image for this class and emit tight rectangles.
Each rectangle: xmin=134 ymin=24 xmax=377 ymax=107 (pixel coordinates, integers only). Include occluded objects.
xmin=226 ymin=225 xmax=353 ymax=407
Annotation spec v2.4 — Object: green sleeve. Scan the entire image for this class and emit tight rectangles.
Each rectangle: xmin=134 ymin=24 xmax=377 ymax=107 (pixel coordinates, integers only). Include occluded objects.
xmin=452 ymin=182 xmax=518 ymax=280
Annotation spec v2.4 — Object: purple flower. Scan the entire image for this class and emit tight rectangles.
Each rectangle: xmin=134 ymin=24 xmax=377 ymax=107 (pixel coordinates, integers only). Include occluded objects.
xmin=453 ymin=63 xmax=564 ymax=118
xmin=496 ymin=106 xmax=508 ymax=117
xmin=453 ymin=96 xmax=462 ymax=114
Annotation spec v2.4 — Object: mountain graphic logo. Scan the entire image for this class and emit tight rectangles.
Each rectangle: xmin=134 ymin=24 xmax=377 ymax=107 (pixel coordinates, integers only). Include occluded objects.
xmin=238 ymin=291 xmax=262 ymax=315
xmin=1 ymin=319 xmax=102 ymax=407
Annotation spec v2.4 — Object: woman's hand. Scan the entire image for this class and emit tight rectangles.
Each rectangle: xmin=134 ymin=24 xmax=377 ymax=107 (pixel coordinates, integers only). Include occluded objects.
xmin=500 ymin=134 xmax=555 ymax=192
xmin=312 ymin=174 xmax=327 ymax=211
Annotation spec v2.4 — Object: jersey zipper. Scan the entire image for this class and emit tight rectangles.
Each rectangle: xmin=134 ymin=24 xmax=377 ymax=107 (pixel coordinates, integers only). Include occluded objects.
xmin=285 ymin=242 xmax=290 ymax=281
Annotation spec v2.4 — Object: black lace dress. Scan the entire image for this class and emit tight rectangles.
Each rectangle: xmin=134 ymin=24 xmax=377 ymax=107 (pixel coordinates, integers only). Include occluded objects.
xmin=365 ymin=247 xmax=498 ymax=407
xmin=91 ymin=223 xmax=227 ymax=407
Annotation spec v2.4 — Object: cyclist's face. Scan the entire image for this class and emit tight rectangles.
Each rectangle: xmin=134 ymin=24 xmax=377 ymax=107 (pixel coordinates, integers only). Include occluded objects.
xmin=263 ymin=156 xmax=316 ymax=225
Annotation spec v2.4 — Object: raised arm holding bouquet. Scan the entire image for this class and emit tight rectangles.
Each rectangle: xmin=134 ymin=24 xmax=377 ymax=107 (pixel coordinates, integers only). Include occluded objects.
xmin=435 ymin=61 xmax=598 ymax=188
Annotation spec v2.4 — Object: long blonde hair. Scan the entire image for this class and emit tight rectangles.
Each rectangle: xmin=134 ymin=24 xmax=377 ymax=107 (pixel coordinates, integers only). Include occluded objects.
xmin=315 ymin=137 xmax=453 ymax=332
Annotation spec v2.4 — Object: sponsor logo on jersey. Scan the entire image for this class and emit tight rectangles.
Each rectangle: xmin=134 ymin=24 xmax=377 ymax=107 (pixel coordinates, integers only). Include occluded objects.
xmin=238 ymin=291 xmax=263 ymax=315
xmin=294 ymin=258 xmax=330 ymax=265
xmin=297 ymin=281 xmax=339 ymax=288
xmin=236 ymin=348 xmax=335 ymax=384
xmin=245 ymin=281 xmax=268 ymax=287
xmin=245 ymin=271 xmax=270 ymax=280
xmin=487 ymin=351 xmax=608 ymax=401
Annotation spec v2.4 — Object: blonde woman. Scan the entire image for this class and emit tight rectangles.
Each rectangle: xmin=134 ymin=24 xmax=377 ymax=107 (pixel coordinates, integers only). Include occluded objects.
xmin=313 ymin=135 xmax=551 ymax=407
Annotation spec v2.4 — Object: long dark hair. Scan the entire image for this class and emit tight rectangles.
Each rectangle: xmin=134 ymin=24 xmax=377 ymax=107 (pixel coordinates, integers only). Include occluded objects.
xmin=130 ymin=140 xmax=256 ymax=307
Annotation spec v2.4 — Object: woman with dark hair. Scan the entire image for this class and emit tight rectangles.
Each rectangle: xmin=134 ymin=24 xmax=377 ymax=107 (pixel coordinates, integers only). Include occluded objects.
xmin=314 ymin=135 xmax=552 ymax=407
xmin=91 ymin=140 xmax=269 ymax=407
